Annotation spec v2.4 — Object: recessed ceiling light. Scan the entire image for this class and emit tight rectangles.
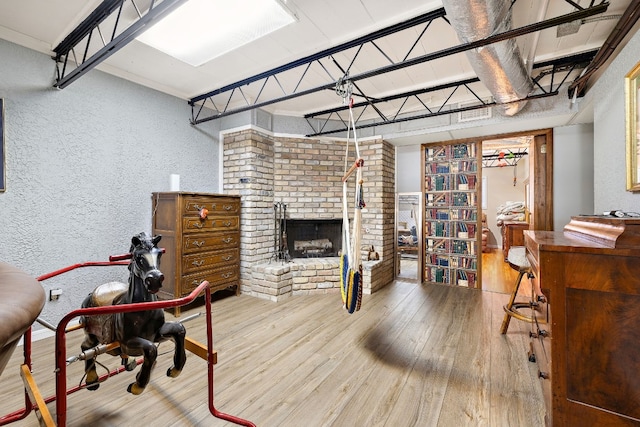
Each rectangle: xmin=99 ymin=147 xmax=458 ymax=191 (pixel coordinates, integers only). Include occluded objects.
xmin=137 ymin=0 xmax=296 ymax=67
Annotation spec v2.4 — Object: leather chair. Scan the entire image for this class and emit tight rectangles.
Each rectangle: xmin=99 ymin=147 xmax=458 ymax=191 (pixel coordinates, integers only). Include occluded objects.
xmin=0 ymin=262 xmax=46 ymax=377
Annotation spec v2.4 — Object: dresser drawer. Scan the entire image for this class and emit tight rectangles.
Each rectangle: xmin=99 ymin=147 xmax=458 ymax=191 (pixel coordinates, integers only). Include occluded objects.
xmin=182 ymin=248 xmax=239 ymax=274
xmin=182 ymin=215 xmax=239 ymax=233
xmin=182 ymin=197 xmax=240 ymax=216
xmin=181 ymin=265 xmax=239 ymax=294
xmin=182 ymin=232 xmax=239 ymax=253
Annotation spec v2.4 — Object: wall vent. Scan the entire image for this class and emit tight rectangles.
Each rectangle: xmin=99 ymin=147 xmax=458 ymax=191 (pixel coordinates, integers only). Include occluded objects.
xmin=458 ymin=100 xmax=492 ymax=122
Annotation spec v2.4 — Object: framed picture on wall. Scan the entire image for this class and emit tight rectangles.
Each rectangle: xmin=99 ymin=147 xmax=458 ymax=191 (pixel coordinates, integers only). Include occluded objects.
xmin=0 ymin=98 xmax=4 ymax=192
xmin=625 ymin=60 xmax=640 ymax=192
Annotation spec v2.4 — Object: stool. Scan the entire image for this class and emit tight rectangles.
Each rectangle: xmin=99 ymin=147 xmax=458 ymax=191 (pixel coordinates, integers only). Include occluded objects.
xmin=499 ymin=247 xmax=535 ymax=334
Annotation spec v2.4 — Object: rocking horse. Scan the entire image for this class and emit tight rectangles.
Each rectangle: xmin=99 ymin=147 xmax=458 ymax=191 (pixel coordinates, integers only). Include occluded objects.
xmin=80 ymin=232 xmax=186 ymax=395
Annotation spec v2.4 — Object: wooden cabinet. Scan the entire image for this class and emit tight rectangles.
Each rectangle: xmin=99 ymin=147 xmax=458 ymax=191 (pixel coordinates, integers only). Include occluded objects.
xmin=152 ymin=192 xmax=241 ymax=315
xmin=501 ymin=220 xmax=529 ymax=261
xmin=525 ymin=216 xmax=640 ymax=426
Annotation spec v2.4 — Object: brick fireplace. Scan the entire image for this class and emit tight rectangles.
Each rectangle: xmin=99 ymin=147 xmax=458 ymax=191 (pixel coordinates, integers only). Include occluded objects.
xmin=223 ymin=128 xmax=395 ymax=301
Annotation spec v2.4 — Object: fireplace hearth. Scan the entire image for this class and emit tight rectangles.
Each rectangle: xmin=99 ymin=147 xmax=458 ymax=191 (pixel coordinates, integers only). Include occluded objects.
xmin=284 ymin=219 xmax=342 ymax=258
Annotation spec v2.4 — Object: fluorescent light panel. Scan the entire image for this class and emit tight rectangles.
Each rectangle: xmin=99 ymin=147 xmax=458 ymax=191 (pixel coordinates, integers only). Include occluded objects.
xmin=138 ymin=0 xmax=295 ymax=67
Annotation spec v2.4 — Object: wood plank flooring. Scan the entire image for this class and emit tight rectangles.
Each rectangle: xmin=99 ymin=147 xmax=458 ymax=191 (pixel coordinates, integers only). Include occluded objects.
xmin=399 ymin=248 xmax=530 ymax=295
xmin=1 ymin=259 xmax=545 ymax=426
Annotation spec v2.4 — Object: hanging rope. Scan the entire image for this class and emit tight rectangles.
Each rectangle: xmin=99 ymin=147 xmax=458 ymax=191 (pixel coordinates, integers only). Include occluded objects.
xmin=338 ymin=77 xmax=364 ymax=314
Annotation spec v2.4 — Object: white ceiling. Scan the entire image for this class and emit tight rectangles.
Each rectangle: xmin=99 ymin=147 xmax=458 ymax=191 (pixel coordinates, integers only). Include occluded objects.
xmin=0 ymin=0 xmax=635 ymax=134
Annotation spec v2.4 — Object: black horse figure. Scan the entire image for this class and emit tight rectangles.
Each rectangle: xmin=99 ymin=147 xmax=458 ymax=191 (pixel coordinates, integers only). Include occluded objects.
xmin=80 ymin=232 xmax=186 ymax=395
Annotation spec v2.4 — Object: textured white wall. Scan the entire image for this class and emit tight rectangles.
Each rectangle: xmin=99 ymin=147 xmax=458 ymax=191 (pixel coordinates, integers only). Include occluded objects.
xmin=553 ymin=124 xmax=594 ymax=228
xmin=592 ymin=28 xmax=640 ymax=213
xmin=0 ymin=40 xmax=220 ymax=325
xmin=396 ymin=145 xmax=421 ymax=193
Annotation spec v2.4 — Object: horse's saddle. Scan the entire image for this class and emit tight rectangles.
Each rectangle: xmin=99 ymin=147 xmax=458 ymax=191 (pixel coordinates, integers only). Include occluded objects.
xmin=82 ymin=281 xmax=128 ymax=344
xmin=91 ymin=281 xmax=127 ymax=306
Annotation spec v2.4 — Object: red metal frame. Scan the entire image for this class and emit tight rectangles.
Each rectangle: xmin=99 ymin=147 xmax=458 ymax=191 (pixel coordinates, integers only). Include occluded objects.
xmin=1 ymin=256 xmax=255 ymax=427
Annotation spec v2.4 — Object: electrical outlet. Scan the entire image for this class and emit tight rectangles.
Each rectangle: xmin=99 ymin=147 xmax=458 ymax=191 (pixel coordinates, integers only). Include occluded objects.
xmin=49 ymin=288 xmax=62 ymax=301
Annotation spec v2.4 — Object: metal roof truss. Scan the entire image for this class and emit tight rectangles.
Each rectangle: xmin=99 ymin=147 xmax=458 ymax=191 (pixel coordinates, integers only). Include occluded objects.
xmin=52 ymin=0 xmax=187 ymax=89
xmin=305 ymin=50 xmax=597 ymax=137
xmin=189 ymin=1 xmax=609 ymax=127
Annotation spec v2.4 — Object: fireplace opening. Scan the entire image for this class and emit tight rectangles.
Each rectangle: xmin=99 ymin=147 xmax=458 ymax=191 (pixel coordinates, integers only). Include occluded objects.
xmin=284 ymin=219 xmax=342 ymax=258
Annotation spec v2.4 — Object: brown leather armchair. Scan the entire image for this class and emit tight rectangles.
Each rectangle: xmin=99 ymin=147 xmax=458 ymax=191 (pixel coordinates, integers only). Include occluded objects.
xmin=481 ymin=213 xmax=490 ymax=253
xmin=0 ymin=262 xmax=46 ymax=377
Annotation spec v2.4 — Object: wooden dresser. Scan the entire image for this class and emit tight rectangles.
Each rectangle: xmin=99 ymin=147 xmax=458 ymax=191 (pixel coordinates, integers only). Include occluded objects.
xmin=524 ymin=216 xmax=640 ymax=426
xmin=152 ymin=192 xmax=241 ymax=316
xmin=501 ymin=220 xmax=529 ymax=261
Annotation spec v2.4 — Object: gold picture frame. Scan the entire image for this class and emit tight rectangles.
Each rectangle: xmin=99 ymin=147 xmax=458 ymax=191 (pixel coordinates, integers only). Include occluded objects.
xmin=625 ymin=61 xmax=640 ymax=192
xmin=0 ymin=98 xmax=4 ymax=192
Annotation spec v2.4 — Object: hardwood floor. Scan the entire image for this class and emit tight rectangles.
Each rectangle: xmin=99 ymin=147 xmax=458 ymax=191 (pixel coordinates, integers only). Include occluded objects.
xmin=482 ymin=249 xmax=519 ymax=294
xmin=1 ymin=275 xmax=545 ymax=426
xmin=400 ymin=248 xmax=531 ymax=296
xmin=398 ymin=256 xmax=418 ymax=281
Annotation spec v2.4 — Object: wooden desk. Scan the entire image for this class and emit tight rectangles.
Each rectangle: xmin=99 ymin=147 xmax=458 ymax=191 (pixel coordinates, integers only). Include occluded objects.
xmin=524 ymin=216 xmax=640 ymax=426
xmin=501 ymin=221 xmax=529 ymax=261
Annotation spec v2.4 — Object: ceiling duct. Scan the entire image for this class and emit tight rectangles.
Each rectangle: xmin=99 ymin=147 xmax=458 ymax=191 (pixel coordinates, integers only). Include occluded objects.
xmin=442 ymin=0 xmax=533 ymax=116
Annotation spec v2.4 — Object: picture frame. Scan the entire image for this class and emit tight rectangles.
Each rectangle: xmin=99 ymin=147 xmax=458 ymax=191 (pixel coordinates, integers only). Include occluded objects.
xmin=0 ymin=98 xmax=4 ymax=192
xmin=625 ymin=61 xmax=640 ymax=192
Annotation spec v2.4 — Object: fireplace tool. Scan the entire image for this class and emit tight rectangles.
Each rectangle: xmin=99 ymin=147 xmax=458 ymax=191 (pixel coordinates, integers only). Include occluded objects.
xmin=272 ymin=202 xmax=290 ymax=263
xmin=281 ymin=204 xmax=290 ymax=261
xmin=273 ymin=203 xmax=278 ymax=262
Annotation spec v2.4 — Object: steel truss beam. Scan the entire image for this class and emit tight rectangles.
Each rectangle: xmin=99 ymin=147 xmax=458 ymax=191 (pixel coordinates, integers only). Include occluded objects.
xmin=189 ymin=7 xmax=448 ymax=124
xmin=53 ymin=0 xmax=187 ymax=89
xmin=482 ymin=148 xmax=528 ymax=168
xmin=189 ymin=2 xmax=609 ymax=125
xmin=304 ymin=50 xmax=597 ymax=137
xmin=567 ymin=0 xmax=640 ymax=98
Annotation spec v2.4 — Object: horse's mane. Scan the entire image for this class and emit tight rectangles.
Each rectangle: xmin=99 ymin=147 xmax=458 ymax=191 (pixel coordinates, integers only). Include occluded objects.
xmin=129 ymin=232 xmax=154 ymax=253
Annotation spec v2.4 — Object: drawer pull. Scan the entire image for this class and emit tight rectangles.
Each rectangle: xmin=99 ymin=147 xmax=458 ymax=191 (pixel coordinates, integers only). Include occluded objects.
xmin=193 ymin=222 xmax=203 ymax=228
xmin=538 ymin=371 xmax=549 ymax=380
xmin=192 ymin=260 xmax=205 ymax=267
xmin=222 ymin=221 xmax=232 ymax=227
xmin=224 ymin=204 xmax=234 ymax=211
xmin=193 ymin=204 xmax=210 ymax=215
xmin=221 ymin=272 xmax=233 ymax=279
xmin=192 ymin=240 xmax=205 ymax=248
xmin=191 ymin=280 xmax=200 ymax=286
xmin=222 ymin=237 xmax=233 ymax=244
xmin=223 ymin=255 xmax=233 ymax=261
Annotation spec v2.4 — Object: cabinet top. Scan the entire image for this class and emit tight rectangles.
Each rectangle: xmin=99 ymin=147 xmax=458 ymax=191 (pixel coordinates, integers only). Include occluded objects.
xmin=524 ymin=215 xmax=640 ymax=255
xmin=152 ymin=192 xmax=240 ymax=198
xmin=502 ymin=220 xmax=529 ymax=227
xmin=564 ymin=215 xmax=640 ymax=249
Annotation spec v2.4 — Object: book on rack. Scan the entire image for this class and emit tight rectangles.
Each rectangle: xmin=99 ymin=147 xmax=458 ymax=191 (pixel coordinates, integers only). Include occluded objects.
xmin=453 ymin=144 xmax=469 ymax=159
xmin=453 ymin=192 xmax=468 ymax=206
xmin=435 ymin=210 xmax=449 ymax=220
xmin=467 ymin=175 xmax=476 ymax=189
